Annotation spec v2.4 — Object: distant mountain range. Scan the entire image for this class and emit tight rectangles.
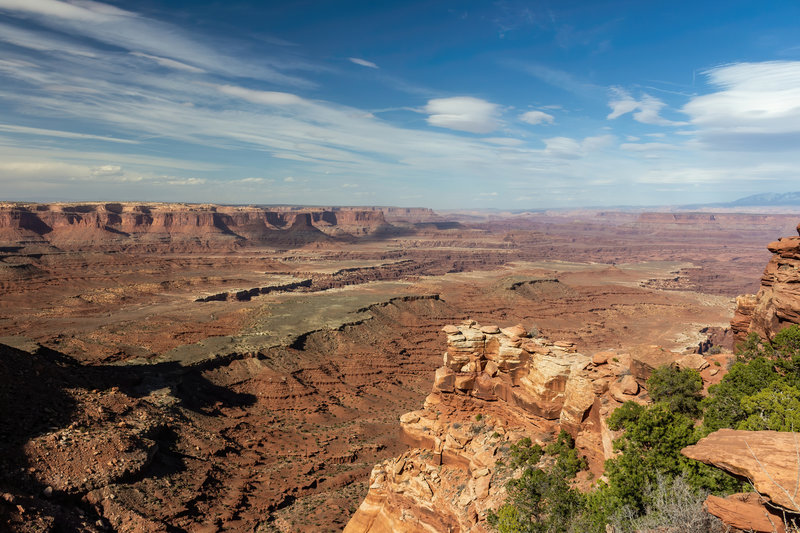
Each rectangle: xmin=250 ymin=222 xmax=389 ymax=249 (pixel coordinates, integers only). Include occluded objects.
xmin=680 ymin=192 xmax=800 ymax=210
xmin=721 ymin=192 xmax=800 ymax=207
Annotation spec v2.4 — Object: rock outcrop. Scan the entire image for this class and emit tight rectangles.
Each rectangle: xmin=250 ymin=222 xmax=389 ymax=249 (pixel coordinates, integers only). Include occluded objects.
xmin=703 ymin=493 xmax=786 ymax=533
xmin=682 ymin=429 xmax=800 ymax=512
xmin=345 ymin=321 xmax=651 ymax=532
xmin=0 ymin=202 xmax=398 ymax=249
xmin=732 ymin=223 xmax=800 ymax=344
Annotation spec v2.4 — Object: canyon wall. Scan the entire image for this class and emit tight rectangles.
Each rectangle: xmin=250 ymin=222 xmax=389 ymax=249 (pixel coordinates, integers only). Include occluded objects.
xmin=0 ymin=202 xmax=397 ymax=249
xmin=343 ymin=321 xmax=675 ymax=533
xmin=732 ymin=222 xmax=800 ymax=343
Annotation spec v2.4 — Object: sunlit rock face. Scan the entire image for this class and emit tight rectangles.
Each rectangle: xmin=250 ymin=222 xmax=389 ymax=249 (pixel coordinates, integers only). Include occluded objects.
xmin=345 ymin=321 xmax=652 ymax=533
xmin=732 ymin=223 xmax=800 ymax=344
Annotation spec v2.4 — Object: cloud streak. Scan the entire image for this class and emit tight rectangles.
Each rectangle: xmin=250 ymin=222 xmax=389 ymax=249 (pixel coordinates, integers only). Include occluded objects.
xmin=607 ymin=88 xmax=686 ymax=126
xmin=348 ymin=57 xmax=379 ymax=69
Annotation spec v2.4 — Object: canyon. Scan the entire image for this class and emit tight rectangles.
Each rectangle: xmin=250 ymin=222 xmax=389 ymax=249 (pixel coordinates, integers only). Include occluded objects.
xmin=1 ymin=202 xmax=799 ymax=532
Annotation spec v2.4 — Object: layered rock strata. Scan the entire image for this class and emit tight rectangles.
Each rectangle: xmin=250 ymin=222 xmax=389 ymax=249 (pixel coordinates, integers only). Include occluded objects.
xmin=682 ymin=429 xmax=800 ymax=513
xmin=732 ymin=223 xmax=800 ymax=343
xmin=0 ymin=202 xmax=397 ymax=249
xmin=682 ymin=429 xmax=800 ymax=532
xmin=345 ymin=321 xmax=654 ymax=532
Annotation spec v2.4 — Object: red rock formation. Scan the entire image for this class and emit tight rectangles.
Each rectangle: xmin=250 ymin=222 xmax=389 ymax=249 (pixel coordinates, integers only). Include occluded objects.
xmin=682 ymin=429 xmax=800 ymax=512
xmin=0 ymin=202 xmax=397 ymax=249
xmin=704 ymin=493 xmax=786 ymax=533
xmin=732 ymin=223 xmax=800 ymax=344
xmin=345 ymin=321 xmax=647 ymax=532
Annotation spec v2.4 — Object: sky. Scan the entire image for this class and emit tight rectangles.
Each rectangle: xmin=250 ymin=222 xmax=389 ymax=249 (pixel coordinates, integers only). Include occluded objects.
xmin=0 ymin=0 xmax=799 ymax=209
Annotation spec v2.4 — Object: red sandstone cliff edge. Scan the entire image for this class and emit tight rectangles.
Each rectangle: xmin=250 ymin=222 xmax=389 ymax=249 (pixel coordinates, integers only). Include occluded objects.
xmin=732 ymin=222 xmax=800 ymax=344
xmin=0 ymin=202 xmax=415 ymax=249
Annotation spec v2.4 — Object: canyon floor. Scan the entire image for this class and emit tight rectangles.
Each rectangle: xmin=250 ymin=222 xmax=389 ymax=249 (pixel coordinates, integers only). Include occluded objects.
xmin=1 ymin=206 xmax=797 ymax=532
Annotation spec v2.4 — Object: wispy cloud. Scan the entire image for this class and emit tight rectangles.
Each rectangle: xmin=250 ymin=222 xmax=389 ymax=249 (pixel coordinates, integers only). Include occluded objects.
xmin=607 ymin=88 xmax=686 ymax=126
xmin=683 ymin=61 xmax=800 ymax=151
xmin=0 ymin=124 xmax=139 ymax=144
xmin=0 ymin=0 xmax=312 ymax=86
xmin=130 ymin=52 xmax=206 ymax=73
xmin=348 ymin=57 xmax=379 ymax=69
xmin=519 ymin=110 xmax=554 ymax=125
xmin=504 ymin=60 xmax=602 ymax=98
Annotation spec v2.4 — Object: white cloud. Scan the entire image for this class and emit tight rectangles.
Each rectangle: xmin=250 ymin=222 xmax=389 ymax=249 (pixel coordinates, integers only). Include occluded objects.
xmin=543 ymin=135 xmax=615 ymax=158
xmin=519 ymin=110 xmax=554 ymax=125
xmin=0 ymin=123 xmax=138 ymax=143
xmin=232 ymin=177 xmax=273 ymax=184
xmin=607 ymin=88 xmax=686 ymax=126
xmin=284 ymin=176 xmax=295 ymax=182
xmin=424 ymin=97 xmax=500 ymax=133
xmin=91 ymin=164 xmax=122 ymax=176
xmin=0 ymin=0 xmax=310 ymax=86
xmin=131 ymin=52 xmax=205 ymax=73
xmin=217 ymin=85 xmax=308 ymax=106
xmin=348 ymin=57 xmax=378 ymax=69
xmin=620 ymin=142 xmax=679 ymax=152
xmin=684 ymin=61 xmax=800 ymax=136
xmin=482 ymin=137 xmax=525 ymax=146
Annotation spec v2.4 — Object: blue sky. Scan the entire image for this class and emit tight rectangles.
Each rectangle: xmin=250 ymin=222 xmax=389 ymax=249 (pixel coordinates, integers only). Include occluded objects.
xmin=0 ymin=0 xmax=799 ymax=208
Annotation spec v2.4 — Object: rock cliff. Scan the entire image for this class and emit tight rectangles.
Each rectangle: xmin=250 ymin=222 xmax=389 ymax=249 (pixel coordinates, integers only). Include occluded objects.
xmin=732 ymin=223 xmax=800 ymax=344
xmin=344 ymin=321 xmax=655 ymax=532
xmin=0 ymin=202 xmax=396 ymax=249
xmin=683 ymin=429 xmax=800 ymax=532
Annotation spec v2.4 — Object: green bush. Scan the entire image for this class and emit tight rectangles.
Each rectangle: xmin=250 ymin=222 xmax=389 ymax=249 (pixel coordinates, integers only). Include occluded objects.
xmin=701 ymin=356 xmax=783 ymax=433
xmin=488 ymin=434 xmax=584 ymax=533
xmin=646 ymin=366 xmax=703 ymax=417
xmin=738 ymin=380 xmax=800 ymax=431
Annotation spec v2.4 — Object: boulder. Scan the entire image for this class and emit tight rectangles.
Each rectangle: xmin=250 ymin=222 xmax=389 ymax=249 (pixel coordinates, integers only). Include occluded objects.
xmin=480 ymin=325 xmax=500 ymax=334
xmin=676 ymin=353 xmax=710 ymax=372
xmin=500 ymin=324 xmax=528 ymax=338
xmin=704 ymin=493 xmax=786 ymax=533
xmin=454 ymin=373 xmax=475 ymax=391
xmin=609 ymin=374 xmax=638 ymax=402
xmin=559 ymin=377 xmax=595 ymax=435
xmin=442 ymin=325 xmax=460 ymax=335
xmin=682 ymin=429 xmax=800 ymax=512
xmin=592 ymin=351 xmax=613 ymax=365
xmin=472 ymin=374 xmax=496 ymax=401
xmin=433 ymin=366 xmax=455 ymax=393
xmin=630 ymin=345 xmax=676 ymax=384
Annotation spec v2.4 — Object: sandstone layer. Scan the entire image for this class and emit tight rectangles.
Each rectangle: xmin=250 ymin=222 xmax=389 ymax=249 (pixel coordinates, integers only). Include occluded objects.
xmin=344 ymin=321 xmax=665 ymax=532
xmin=732 ymin=223 xmax=800 ymax=344
xmin=682 ymin=429 xmax=800 ymax=512
xmin=0 ymin=202 xmax=396 ymax=251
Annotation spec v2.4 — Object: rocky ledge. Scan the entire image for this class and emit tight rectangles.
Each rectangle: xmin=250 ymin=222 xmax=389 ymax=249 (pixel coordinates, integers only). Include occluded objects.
xmin=344 ymin=320 xmax=716 ymax=532
xmin=732 ymin=222 xmax=800 ymax=344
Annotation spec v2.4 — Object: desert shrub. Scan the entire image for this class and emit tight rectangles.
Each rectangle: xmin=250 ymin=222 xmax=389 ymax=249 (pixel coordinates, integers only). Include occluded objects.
xmin=508 ymin=437 xmax=544 ymax=469
xmin=738 ymin=379 xmax=800 ymax=431
xmin=545 ymin=430 xmax=587 ymax=479
xmin=646 ymin=365 xmax=703 ymax=417
xmin=605 ymin=402 xmax=697 ymax=511
xmin=773 ymin=325 xmax=800 ymax=358
xmin=701 ymin=356 xmax=783 ymax=432
xmin=488 ymin=435 xmax=584 ymax=533
xmin=607 ymin=474 xmax=726 ymax=533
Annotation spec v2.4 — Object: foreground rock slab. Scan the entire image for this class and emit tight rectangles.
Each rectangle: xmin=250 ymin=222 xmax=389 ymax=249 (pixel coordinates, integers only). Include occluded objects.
xmin=704 ymin=493 xmax=786 ymax=533
xmin=682 ymin=429 xmax=800 ymax=512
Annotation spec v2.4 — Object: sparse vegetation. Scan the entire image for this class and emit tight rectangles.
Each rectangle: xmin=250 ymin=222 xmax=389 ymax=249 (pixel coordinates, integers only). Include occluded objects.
xmin=484 ymin=327 xmax=800 ymax=532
